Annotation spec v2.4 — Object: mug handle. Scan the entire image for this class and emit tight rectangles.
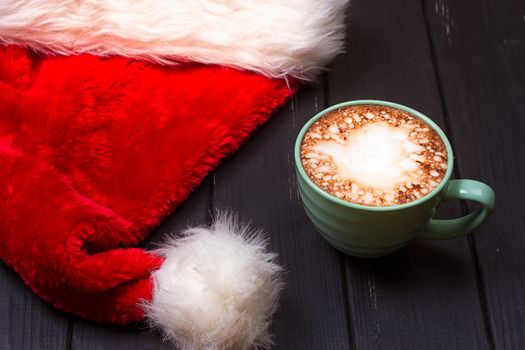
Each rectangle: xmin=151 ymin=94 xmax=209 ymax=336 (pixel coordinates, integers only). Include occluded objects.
xmin=418 ymin=179 xmax=495 ymax=240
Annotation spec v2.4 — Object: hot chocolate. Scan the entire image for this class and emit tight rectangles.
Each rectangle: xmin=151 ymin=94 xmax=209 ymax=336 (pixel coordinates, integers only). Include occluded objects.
xmin=300 ymin=104 xmax=448 ymax=206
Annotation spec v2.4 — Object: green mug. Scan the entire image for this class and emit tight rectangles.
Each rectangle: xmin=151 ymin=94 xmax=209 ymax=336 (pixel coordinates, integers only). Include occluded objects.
xmin=294 ymin=100 xmax=495 ymax=257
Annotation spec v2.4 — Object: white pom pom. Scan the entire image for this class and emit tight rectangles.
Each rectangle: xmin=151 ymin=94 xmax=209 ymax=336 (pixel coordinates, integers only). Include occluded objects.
xmin=142 ymin=213 xmax=283 ymax=350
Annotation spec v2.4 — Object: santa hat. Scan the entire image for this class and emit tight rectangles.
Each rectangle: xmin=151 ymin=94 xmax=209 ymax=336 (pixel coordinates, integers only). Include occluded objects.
xmin=0 ymin=0 xmax=348 ymax=348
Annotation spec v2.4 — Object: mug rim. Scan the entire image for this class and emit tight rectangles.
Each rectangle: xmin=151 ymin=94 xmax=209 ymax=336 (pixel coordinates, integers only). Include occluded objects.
xmin=294 ymin=99 xmax=455 ymax=212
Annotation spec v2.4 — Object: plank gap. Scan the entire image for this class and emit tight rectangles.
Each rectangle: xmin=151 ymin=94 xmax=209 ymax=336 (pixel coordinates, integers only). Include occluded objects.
xmin=340 ymin=256 xmax=356 ymax=350
xmin=465 ymin=207 xmax=497 ymax=350
xmin=66 ymin=319 xmax=73 ymax=350
xmin=322 ymin=71 xmax=330 ymax=110
xmin=418 ymin=0 xmax=461 ymax=160
xmin=419 ymin=1 xmax=497 ymax=349
xmin=207 ymin=174 xmax=216 ymax=225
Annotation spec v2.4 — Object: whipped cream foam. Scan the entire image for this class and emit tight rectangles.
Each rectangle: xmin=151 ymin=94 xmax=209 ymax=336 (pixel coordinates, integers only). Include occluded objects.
xmin=313 ymin=122 xmax=424 ymax=192
xmin=300 ymin=105 xmax=448 ymax=206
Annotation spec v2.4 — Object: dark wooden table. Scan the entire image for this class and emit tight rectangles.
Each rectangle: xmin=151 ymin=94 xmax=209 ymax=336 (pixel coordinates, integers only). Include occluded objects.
xmin=2 ymin=0 xmax=524 ymax=349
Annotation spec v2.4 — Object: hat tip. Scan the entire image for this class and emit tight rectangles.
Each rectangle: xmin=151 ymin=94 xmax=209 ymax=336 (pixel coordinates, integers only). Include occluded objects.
xmin=142 ymin=213 xmax=283 ymax=349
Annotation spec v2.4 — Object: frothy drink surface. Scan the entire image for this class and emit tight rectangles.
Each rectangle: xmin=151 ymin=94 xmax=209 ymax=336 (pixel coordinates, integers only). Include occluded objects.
xmin=300 ymin=105 xmax=448 ymax=206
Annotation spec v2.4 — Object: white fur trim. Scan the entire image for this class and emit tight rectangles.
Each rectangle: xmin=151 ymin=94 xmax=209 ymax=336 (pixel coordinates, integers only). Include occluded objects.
xmin=0 ymin=0 xmax=348 ymax=80
xmin=142 ymin=213 xmax=283 ymax=350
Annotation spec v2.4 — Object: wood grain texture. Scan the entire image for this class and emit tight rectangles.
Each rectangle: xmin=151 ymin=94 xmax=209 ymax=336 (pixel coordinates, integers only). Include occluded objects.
xmin=423 ymin=0 xmax=525 ymax=348
xmin=70 ymin=180 xmax=211 ymax=350
xmin=0 ymin=264 xmax=70 ymax=350
xmin=212 ymin=83 xmax=352 ymax=349
xmin=328 ymin=0 xmax=491 ymax=348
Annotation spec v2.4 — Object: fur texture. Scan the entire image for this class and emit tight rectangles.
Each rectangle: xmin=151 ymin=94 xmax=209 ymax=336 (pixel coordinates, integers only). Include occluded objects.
xmin=0 ymin=45 xmax=294 ymax=323
xmin=143 ymin=214 xmax=283 ymax=350
xmin=0 ymin=0 xmax=348 ymax=80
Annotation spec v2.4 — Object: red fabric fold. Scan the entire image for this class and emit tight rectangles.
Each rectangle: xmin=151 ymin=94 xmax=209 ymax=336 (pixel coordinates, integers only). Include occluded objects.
xmin=0 ymin=45 xmax=294 ymax=323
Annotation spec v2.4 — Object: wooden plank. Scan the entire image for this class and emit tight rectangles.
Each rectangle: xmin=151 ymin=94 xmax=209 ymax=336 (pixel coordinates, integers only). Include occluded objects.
xmin=327 ymin=0 xmax=491 ymax=348
xmin=0 ymin=264 xmax=70 ymax=350
xmin=422 ymin=0 xmax=525 ymax=348
xmin=71 ymin=180 xmax=211 ymax=350
xmin=212 ymin=84 xmax=352 ymax=349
